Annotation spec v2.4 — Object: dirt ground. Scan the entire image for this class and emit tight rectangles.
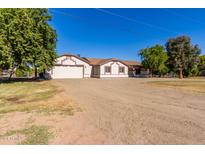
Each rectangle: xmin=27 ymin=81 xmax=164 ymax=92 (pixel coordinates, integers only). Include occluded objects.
xmin=0 ymin=78 xmax=205 ymax=144
xmin=51 ymin=78 xmax=205 ymax=144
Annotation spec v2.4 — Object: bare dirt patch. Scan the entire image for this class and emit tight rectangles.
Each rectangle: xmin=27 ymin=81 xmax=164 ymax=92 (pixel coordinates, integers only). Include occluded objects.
xmin=0 ymin=111 xmax=110 ymax=144
xmin=52 ymin=78 xmax=205 ymax=144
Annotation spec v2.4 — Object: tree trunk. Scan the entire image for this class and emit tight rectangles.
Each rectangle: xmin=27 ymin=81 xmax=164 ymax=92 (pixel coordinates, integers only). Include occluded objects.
xmin=179 ymin=69 xmax=183 ymax=79
xmin=150 ymin=70 xmax=153 ymax=78
xmin=8 ymin=72 xmax=13 ymax=81
xmin=8 ymin=67 xmax=15 ymax=81
xmin=34 ymin=66 xmax=37 ymax=79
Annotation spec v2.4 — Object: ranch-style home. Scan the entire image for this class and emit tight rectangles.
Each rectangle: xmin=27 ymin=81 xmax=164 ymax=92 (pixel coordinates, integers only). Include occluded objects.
xmin=84 ymin=58 xmax=129 ymax=78
xmin=49 ymin=54 xmax=141 ymax=79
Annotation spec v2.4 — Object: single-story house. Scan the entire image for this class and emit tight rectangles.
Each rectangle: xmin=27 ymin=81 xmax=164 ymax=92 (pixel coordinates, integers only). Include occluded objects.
xmin=49 ymin=54 xmax=141 ymax=79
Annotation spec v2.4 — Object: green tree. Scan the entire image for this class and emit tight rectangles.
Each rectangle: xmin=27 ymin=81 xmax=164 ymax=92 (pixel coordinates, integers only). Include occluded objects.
xmin=0 ymin=8 xmax=57 ymax=79
xmin=198 ymin=55 xmax=205 ymax=76
xmin=0 ymin=9 xmax=32 ymax=79
xmin=139 ymin=44 xmax=168 ymax=77
xmin=29 ymin=9 xmax=57 ymax=78
xmin=166 ymin=36 xmax=201 ymax=79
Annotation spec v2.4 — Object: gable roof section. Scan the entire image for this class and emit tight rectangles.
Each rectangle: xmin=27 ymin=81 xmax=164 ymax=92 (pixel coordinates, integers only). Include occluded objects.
xmin=84 ymin=58 xmax=111 ymax=65
xmin=59 ymin=54 xmax=91 ymax=65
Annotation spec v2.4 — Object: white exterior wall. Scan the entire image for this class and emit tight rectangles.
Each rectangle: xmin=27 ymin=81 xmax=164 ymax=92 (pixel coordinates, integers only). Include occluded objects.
xmin=54 ymin=55 xmax=92 ymax=78
xmin=50 ymin=55 xmax=130 ymax=79
xmin=51 ymin=66 xmax=83 ymax=79
xmin=99 ymin=61 xmax=128 ymax=78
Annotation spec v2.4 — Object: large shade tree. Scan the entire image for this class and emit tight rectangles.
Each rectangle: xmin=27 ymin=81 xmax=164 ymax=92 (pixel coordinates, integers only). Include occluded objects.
xmin=166 ymin=36 xmax=201 ymax=79
xmin=0 ymin=9 xmax=32 ymax=78
xmin=0 ymin=8 xmax=57 ymax=79
xmin=139 ymin=44 xmax=168 ymax=76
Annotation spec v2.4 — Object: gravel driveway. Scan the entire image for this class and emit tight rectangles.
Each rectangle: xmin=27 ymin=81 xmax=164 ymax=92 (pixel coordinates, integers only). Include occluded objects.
xmin=52 ymin=78 xmax=205 ymax=144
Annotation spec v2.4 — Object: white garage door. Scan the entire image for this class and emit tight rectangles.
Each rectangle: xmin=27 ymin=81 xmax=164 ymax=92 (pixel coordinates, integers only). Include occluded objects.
xmin=51 ymin=66 xmax=83 ymax=79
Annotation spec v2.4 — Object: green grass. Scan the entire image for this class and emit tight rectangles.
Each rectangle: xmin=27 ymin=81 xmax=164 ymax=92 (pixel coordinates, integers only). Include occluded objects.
xmin=149 ymin=80 xmax=205 ymax=93
xmin=2 ymin=125 xmax=52 ymax=145
xmin=0 ymin=81 xmax=77 ymax=115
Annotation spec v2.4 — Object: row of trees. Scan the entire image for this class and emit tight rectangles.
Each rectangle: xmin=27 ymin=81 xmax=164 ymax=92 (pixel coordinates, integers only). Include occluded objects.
xmin=0 ymin=8 xmax=57 ymax=79
xmin=139 ymin=36 xmax=205 ymax=78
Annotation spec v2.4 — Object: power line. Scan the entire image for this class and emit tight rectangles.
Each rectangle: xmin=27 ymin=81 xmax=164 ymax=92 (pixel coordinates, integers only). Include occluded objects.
xmin=49 ymin=9 xmax=86 ymax=21
xmin=161 ymin=9 xmax=205 ymax=25
xmin=49 ymin=8 xmax=179 ymax=45
xmin=94 ymin=8 xmax=178 ymax=34
xmin=49 ymin=9 xmax=140 ymax=37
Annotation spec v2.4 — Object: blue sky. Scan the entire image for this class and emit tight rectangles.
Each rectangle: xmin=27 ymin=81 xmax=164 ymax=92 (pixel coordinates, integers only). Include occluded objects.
xmin=49 ymin=8 xmax=205 ymax=61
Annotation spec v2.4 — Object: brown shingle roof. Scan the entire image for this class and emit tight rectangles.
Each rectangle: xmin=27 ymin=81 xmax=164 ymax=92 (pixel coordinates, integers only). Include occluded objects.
xmin=84 ymin=58 xmax=129 ymax=66
xmin=122 ymin=60 xmax=141 ymax=66
xmin=84 ymin=58 xmax=110 ymax=65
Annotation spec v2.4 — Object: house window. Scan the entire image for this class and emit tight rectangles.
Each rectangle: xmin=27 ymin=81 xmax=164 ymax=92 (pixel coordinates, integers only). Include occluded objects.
xmin=119 ymin=67 xmax=125 ymax=73
xmin=105 ymin=66 xmax=111 ymax=73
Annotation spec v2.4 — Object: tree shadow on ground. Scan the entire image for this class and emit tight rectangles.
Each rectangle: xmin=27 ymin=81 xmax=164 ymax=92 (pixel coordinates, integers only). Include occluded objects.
xmin=0 ymin=77 xmax=46 ymax=84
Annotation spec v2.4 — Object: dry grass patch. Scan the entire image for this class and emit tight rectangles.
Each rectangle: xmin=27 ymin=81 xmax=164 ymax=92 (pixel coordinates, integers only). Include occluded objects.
xmin=1 ymin=125 xmax=52 ymax=145
xmin=149 ymin=79 xmax=205 ymax=93
xmin=0 ymin=81 xmax=79 ymax=115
